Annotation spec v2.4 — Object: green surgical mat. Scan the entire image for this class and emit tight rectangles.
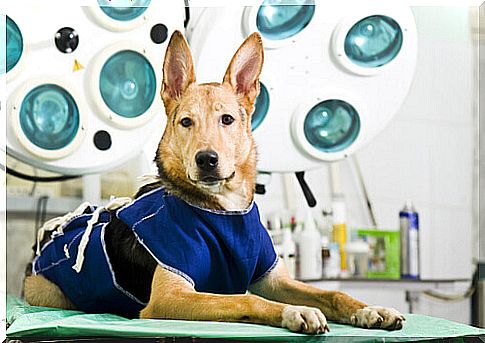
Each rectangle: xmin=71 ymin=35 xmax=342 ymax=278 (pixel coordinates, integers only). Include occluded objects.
xmin=6 ymin=295 xmax=485 ymax=342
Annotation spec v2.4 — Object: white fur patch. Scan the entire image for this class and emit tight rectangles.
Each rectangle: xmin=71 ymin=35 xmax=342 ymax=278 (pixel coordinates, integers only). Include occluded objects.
xmin=351 ymin=306 xmax=405 ymax=330
xmin=281 ymin=305 xmax=329 ymax=334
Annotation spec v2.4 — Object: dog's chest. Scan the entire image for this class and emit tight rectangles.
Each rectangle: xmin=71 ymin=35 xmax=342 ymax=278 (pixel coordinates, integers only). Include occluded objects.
xmin=117 ymin=188 xmax=274 ymax=294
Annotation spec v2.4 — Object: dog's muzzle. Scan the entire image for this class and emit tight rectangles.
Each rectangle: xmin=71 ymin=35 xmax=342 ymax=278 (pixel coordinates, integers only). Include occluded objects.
xmin=190 ymin=171 xmax=236 ymax=188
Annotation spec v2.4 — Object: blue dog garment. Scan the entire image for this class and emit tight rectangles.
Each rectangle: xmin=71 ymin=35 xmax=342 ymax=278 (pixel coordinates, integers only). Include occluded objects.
xmin=116 ymin=187 xmax=278 ymax=294
xmin=32 ymin=206 xmax=147 ymax=318
xmin=33 ymin=187 xmax=277 ymax=318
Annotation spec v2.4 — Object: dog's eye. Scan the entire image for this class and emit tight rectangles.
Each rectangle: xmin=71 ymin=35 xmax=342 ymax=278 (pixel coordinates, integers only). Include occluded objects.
xmin=180 ymin=117 xmax=193 ymax=128
xmin=221 ymin=114 xmax=235 ymax=126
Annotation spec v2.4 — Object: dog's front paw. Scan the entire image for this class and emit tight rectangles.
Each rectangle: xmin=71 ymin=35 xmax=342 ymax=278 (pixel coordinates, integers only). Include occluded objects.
xmin=351 ymin=306 xmax=405 ymax=330
xmin=281 ymin=305 xmax=329 ymax=334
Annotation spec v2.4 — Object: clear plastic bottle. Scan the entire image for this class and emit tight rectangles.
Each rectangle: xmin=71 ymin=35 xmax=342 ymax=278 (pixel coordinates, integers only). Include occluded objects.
xmin=325 ymin=242 xmax=341 ymax=278
xmin=281 ymin=227 xmax=296 ymax=278
xmin=292 ymin=219 xmax=302 ymax=279
xmin=299 ymin=210 xmax=323 ymax=280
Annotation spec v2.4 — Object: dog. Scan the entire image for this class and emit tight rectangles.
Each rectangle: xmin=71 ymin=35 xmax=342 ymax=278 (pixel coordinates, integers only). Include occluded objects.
xmin=23 ymin=30 xmax=405 ymax=334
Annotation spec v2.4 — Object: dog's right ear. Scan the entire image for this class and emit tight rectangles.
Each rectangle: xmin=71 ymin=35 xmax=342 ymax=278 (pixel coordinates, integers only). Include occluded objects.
xmin=161 ymin=30 xmax=196 ymax=113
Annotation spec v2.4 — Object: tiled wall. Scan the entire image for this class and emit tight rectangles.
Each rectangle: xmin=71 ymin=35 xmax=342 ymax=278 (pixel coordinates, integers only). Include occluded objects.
xmin=6 ymin=215 xmax=37 ymax=296
xmin=255 ymin=7 xmax=477 ymax=324
xmin=479 ymin=3 xmax=485 ymax=263
xmin=256 ymin=7 xmax=477 ymax=281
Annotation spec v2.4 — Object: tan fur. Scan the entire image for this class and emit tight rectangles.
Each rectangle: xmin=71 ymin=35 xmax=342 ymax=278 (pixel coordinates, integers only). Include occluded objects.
xmin=140 ymin=266 xmax=286 ymax=327
xmin=24 ymin=275 xmax=76 ymax=310
xmin=155 ymin=31 xmax=261 ymax=211
xmin=146 ymin=31 xmax=404 ymax=333
xmin=23 ymin=31 xmax=404 ymax=334
xmin=249 ymin=260 xmax=366 ymax=323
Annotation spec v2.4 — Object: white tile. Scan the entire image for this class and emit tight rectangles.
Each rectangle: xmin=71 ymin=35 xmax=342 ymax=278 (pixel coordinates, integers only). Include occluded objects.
xmin=397 ymin=42 xmax=475 ymax=127
xmin=421 ymin=207 xmax=474 ymax=280
xmin=345 ymin=197 xmax=373 ymax=229
xmin=416 ymin=294 xmax=470 ymax=324
xmin=429 ymin=126 xmax=474 ymax=209
xmin=305 ymin=166 xmax=331 ymax=202
xmin=7 ymin=222 xmax=35 ymax=296
xmin=356 ymin=120 xmax=432 ymax=205
xmin=338 ymin=159 xmax=364 ymax=199
xmin=255 ymin=173 xmax=285 ymax=217
xmin=399 ymin=7 xmax=475 ymax=127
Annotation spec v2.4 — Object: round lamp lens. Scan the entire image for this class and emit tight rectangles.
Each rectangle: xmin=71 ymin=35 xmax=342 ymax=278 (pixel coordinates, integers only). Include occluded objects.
xmin=6 ymin=16 xmax=23 ymax=73
xmin=344 ymin=15 xmax=403 ymax=68
xmin=251 ymin=82 xmax=269 ymax=131
xmin=303 ymin=100 xmax=360 ymax=153
xmin=256 ymin=0 xmax=315 ymax=40
xmin=99 ymin=50 xmax=156 ymax=118
xmin=19 ymin=84 xmax=80 ymax=150
xmin=97 ymin=0 xmax=151 ymax=21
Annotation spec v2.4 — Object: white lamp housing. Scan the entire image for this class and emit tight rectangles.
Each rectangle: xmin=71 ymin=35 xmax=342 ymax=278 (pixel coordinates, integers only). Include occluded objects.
xmin=187 ymin=3 xmax=417 ymax=173
xmin=5 ymin=1 xmax=184 ymax=175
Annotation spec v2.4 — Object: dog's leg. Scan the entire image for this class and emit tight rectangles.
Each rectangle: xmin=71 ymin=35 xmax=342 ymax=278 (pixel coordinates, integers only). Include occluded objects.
xmin=23 ymin=275 xmax=76 ymax=310
xmin=249 ymin=260 xmax=405 ymax=330
xmin=140 ymin=266 xmax=329 ymax=334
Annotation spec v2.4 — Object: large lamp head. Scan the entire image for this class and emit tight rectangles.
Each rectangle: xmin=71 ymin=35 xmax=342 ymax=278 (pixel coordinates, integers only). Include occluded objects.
xmin=6 ymin=16 xmax=23 ymax=73
xmin=343 ymin=15 xmax=403 ymax=69
xmin=13 ymin=82 xmax=85 ymax=158
xmin=302 ymin=99 xmax=360 ymax=153
xmin=88 ymin=43 xmax=159 ymax=129
xmin=97 ymin=0 xmax=151 ymax=22
xmin=5 ymin=2 xmax=185 ymax=174
xmin=256 ymin=0 xmax=315 ymax=42
xmin=98 ymin=50 xmax=157 ymax=120
xmin=188 ymin=4 xmax=417 ymax=172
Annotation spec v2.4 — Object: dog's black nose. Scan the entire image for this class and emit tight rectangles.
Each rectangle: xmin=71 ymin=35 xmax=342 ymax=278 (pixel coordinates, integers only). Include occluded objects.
xmin=196 ymin=150 xmax=219 ymax=172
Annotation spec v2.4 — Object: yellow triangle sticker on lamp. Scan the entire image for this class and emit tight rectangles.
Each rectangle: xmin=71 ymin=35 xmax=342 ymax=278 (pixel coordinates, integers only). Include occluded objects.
xmin=73 ymin=59 xmax=84 ymax=72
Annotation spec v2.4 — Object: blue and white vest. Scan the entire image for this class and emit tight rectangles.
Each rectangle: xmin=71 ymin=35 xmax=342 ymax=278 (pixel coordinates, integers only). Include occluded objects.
xmin=33 ymin=187 xmax=278 ymax=318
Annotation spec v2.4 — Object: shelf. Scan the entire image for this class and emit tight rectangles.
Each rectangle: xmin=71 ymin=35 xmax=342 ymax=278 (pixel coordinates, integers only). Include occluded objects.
xmin=304 ymin=277 xmax=471 ymax=291
xmin=302 ymin=277 xmax=470 ymax=283
xmin=6 ymin=196 xmax=87 ymax=215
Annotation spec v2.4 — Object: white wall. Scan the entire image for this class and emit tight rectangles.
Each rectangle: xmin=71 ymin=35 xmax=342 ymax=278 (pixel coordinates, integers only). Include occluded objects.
xmin=258 ymin=6 xmax=476 ymax=281
xmin=479 ymin=3 xmax=485 ymax=263
xmin=256 ymin=7 xmax=477 ymax=324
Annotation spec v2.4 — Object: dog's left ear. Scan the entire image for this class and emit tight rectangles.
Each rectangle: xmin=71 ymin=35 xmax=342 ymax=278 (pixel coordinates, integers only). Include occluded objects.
xmin=223 ymin=32 xmax=264 ymax=115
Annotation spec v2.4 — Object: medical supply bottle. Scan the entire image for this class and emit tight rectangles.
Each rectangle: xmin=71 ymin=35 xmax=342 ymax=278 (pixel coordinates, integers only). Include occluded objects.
xmin=272 ymin=215 xmax=283 ymax=246
xmin=331 ymin=199 xmax=347 ymax=272
xmin=281 ymin=227 xmax=296 ymax=278
xmin=299 ymin=210 xmax=322 ymax=280
xmin=292 ymin=217 xmax=302 ymax=279
xmin=321 ymin=236 xmax=334 ymax=278
xmin=324 ymin=242 xmax=341 ymax=278
xmin=400 ymin=201 xmax=419 ymax=279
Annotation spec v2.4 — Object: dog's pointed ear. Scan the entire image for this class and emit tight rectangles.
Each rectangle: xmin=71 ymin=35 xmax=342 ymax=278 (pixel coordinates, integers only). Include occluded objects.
xmin=161 ymin=30 xmax=196 ymax=112
xmin=223 ymin=32 xmax=264 ymax=114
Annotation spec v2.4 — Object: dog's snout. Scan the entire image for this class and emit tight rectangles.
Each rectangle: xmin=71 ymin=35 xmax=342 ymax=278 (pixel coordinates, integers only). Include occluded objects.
xmin=196 ymin=150 xmax=219 ymax=172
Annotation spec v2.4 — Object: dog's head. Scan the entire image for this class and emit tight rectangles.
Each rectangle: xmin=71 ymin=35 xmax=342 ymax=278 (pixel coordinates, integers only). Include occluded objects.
xmin=156 ymin=31 xmax=264 ymax=209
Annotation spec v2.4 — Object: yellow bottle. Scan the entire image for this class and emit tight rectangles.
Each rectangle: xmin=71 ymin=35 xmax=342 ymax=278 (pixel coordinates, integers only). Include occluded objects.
xmin=332 ymin=200 xmax=347 ymax=271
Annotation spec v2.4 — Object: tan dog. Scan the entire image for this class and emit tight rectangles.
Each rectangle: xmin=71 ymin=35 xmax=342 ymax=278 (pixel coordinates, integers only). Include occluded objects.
xmin=24 ymin=31 xmax=404 ymax=334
